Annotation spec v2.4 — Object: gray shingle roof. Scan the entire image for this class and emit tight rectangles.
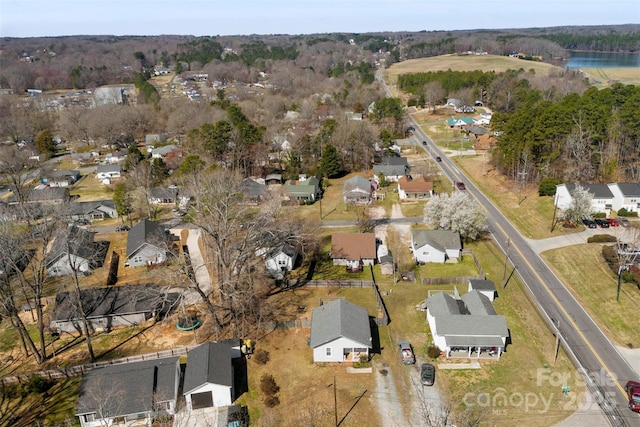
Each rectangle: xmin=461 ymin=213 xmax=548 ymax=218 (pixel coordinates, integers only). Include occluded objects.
xmin=379 ymin=156 xmax=408 ymax=166
xmin=266 ymin=243 xmax=297 ymax=259
xmin=240 ymin=178 xmax=266 ymax=197
xmin=67 ymin=200 xmax=116 ymax=216
xmin=309 ymin=299 xmax=372 ymax=348
xmin=426 ymin=292 xmax=462 ymax=316
xmin=76 ymin=356 xmax=179 ymax=417
xmin=412 ymin=229 xmax=461 ymax=252
xmin=435 ymin=314 xmax=508 ymax=337
xmin=126 ymin=219 xmax=167 ymax=258
xmin=461 ymin=291 xmax=496 ymax=316
xmin=96 ymin=164 xmax=121 ymax=174
xmin=183 ymin=342 xmax=235 ymax=395
xmin=52 ymin=283 xmax=170 ymax=322
xmin=469 ymin=279 xmax=496 ymax=292
xmin=565 ymin=183 xmax=613 ymax=199
xmin=343 ymin=176 xmax=371 ymax=193
xmin=373 ymin=164 xmax=406 ymax=177
xmin=615 ymin=182 xmax=640 ymax=197
xmin=45 ymin=225 xmax=107 ymax=269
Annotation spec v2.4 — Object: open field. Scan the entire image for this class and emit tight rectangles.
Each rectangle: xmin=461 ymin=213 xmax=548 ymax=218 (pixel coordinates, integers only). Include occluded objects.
xmin=581 ymin=67 xmax=640 ymax=87
xmin=540 ymin=244 xmax=640 ymax=347
xmin=384 ymin=54 xmax=563 ymax=85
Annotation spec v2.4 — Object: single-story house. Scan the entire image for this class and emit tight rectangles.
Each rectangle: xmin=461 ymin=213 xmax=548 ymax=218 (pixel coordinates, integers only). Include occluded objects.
xmin=466 ymin=125 xmax=488 ymax=137
xmin=66 ymin=200 xmax=118 ymax=221
xmin=7 ymin=187 xmax=70 ymax=205
xmin=264 ymin=243 xmax=298 ymax=279
xmin=309 ymin=299 xmax=372 ymax=363
xmin=145 ymin=133 xmax=166 ymax=146
xmin=45 ymin=225 xmax=109 ymax=277
xmin=608 ymin=182 xmax=640 ymax=213
xmin=426 ymin=290 xmax=508 ymax=359
xmin=148 ymin=187 xmax=179 ymax=205
xmin=411 ymin=229 xmax=461 ymax=263
xmin=555 ymin=183 xmax=614 ymax=216
xmin=150 ymin=144 xmax=181 ymax=159
xmin=104 ymin=150 xmax=126 ymax=164
xmin=397 ymin=176 xmax=433 ymax=200
xmin=41 ymin=169 xmax=81 ymax=187
xmin=445 ymin=117 xmax=474 ymax=128
xmin=126 ymin=219 xmax=172 ymax=267
xmin=330 ymin=233 xmax=377 ymax=270
xmin=75 ymin=356 xmax=180 ymax=427
xmin=183 ymin=341 xmax=242 ymax=410
xmin=284 ymin=176 xmax=321 ymax=202
xmin=51 ymin=283 xmax=176 ymax=334
xmin=373 ymin=157 xmax=409 ymax=183
xmin=343 ymin=175 xmax=372 ymax=204
xmin=240 ymin=178 xmax=267 ymax=204
xmin=96 ymin=164 xmax=121 ymax=181
xmin=71 ymin=152 xmax=95 ymax=165
xmin=264 ymin=174 xmax=282 ymax=185
xmin=468 ymin=279 xmax=497 ymax=301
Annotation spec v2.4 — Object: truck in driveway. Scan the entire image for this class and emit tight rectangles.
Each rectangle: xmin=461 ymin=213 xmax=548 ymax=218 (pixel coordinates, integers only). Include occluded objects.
xmin=398 ymin=341 xmax=415 ymax=364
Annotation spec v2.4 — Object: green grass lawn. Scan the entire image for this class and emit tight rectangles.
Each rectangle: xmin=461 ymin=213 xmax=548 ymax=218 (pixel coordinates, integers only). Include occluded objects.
xmin=540 ymin=244 xmax=640 ymax=347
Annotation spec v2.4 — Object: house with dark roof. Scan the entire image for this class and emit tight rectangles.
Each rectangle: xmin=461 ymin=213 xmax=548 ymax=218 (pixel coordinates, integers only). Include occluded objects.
xmin=411 ymin=230 xmax=461 ymax=263
xmin=240 ymin=178 xmax=267 ymax=204
xmin=426 ymin=290 xmax=508 ymax=359
xmin=264 ymin=243 xmax=298 ymax=279
xmin=264 ymin=174 xmax=282 ymax=185
xmin=41 ymin=169 xmax=81 ymax=187
xmin=51 ymin=283 xmax=176 ymax=334
xmin=45 ymin=225 xmax=109 ymax=277
xmin=468 ymin=279 xmax=497 ymax=301
xmin=126 ymin=219 xmax=172 ymax=267
xmin=343 ymin=175 xmax=372 ymax=204
xmin=183 ymin=341 xmax=242 ymax=410
xmin=608 ymin=182 xmax=640 ymax=213
xmin=75 ymin=356 xmax=180 ymax=427
xmin=309 ymin=299 xmax=372 ymax=363
xmin=555 ymin=183 xmax=614 ymax=216
xmin=330 ymin=233 xmax=377 ymax=270
xmin=397 ymin=176 xmax=433 ymax=200
xmin=373 ymin=157 xmax=408 ymax=183
xmin=66 ymin=200 xmax=118 ymax=221
xmin=148 ymin=187 xmax=179 ymax=205
xmin=7 ymin=187 xmax=70 ymax=205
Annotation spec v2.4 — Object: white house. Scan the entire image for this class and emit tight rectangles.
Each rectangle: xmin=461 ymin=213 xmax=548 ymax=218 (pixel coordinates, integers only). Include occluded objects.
xmin=96 ymin=164 xmax=121 ymax=181
xmin=608 ymin=182 xmax=640 ymax=213
xmin=309 ymin=299 xmax=372 ymax=363
xmin=411 ymin=230 xmax=461 ymax=263
xmin=183 ymin=341 xmax=242 ymax=410
xmin=264 ymin=244 xmax=298 ymax=279
xmin=468 ymin=279 xmax=497 ymax=302
xmin=555 ymin=183 xmax=614 ymax=216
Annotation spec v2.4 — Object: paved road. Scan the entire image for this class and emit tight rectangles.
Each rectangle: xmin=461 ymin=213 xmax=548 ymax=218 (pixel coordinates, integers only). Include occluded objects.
xmin=406 ymin=118 xmax=640 ymax=426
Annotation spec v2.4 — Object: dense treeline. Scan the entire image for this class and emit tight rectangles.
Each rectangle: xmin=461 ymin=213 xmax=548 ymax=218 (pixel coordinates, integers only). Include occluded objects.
xmin=398 ymin=70 xmax=496 ymax=96
xmin=540 ymin=32 xmax=640 ymax=53
xmin=491 ymin=83 xmax=640 ymax=183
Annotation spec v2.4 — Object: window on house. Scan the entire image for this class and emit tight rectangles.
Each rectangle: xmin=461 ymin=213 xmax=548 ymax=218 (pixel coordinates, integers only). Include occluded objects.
xmin=133 ymin=256 xmax=143 ymax=263
xmin=326 ymin=348 xmax=332 ymax=356
xmin=278 ymin=260 xmax=286 ymax=266
xmin=84 ymin=414 xmax=96 ymax=422
xmin=422 ymin=252 xmax=429 ymax=256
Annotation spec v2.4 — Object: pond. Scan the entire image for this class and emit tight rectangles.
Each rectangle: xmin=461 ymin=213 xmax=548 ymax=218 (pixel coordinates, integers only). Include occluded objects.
xmin=566 ymin=51 xmax=640 ymax=69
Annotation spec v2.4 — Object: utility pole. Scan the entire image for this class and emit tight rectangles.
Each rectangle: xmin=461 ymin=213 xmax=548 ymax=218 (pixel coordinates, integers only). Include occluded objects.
xmin=333 ymin=374 xmax=338 ymax=427
xmin=551 ymin=191 xmax=559 ymax=232
xmin=502 ymin=238 xmax=511 ymax=282
xmin=554 ymin=319 xmax=560 ymax=364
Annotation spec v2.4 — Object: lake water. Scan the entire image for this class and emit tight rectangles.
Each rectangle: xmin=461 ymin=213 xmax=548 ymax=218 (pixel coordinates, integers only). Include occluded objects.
xmin=566 ymin=51 xmax=640 ymax=69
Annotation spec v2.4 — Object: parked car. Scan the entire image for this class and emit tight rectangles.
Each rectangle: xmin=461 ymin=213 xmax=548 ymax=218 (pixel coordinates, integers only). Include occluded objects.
xmin=398 ymin=341 xmax=416 ymax=365
xmin=422 ymin=140 xmax=427 ymax=146
xmin=435 ymin=156 xmax=442 ymax=162
xmin=626 ymin=380 xmax=640 ymax=412
xmin=619 ymin=217 xmax=631 ymax=227
xmin=607 ymin=218 xmax=619 ymax=227
xmin=455 ymin=181 xmax=466 ymax=191
xmin=115 ymin=225 xmax=130 ymax=232
xmin=581 ymin=217 xmax=597 ymax=228
xmin=594 ymin=218 xmax=610 ymax=228
xmin=421 ymin=363 xmax=436 ymax=386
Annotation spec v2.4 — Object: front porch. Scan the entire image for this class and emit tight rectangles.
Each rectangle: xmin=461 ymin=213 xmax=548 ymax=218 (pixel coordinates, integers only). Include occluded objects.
xmin=343 ymin=348 xmax=369 ymax=363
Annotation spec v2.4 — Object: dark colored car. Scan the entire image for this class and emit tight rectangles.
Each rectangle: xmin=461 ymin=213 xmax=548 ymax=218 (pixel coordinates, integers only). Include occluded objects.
xmin=115 ymin=225 xmax=130 ymax=232
xmin=607 ymin=217 xmax=619 ymax=227
xmin=594 ymin=218 xmax=610 ymax=228
xmin=422 ymin=140 xmax=427 ymax=145
xmin=619 ymin=217 xmax=631 ymax=227
xmin=456 ymin=181 xmax=466 ymax=190
xmin=436 ymin=156 xmax=442 ymax=162
xmin=398 ymin=341 xmax=416 ymax=365
xmin=626 ymin=380 xmax=640 ymax=413
xmin=582 ymin=217 xmax=597 ymax=228
xmin=421 ymin=363 xmax=436 ymax=386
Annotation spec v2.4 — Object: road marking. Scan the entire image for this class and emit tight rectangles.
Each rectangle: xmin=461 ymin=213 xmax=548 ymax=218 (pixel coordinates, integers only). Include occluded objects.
xmin=492 ymin=221 xmax=628 ymax=397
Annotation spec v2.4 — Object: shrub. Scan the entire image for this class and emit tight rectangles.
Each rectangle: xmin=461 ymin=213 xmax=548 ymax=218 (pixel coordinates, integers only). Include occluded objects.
xmin=21 ymin=376 xmax=53 ymax=394
xmin=592 ymin=212 xmax=606 ymax=218
xmin=263 ymin=395 xmax=280 ymax=407
xmin=538 ymin=178 xmax=562 ymax=196
xmin=260 ymin=374 xmax=280 ymax=396
xmin=254 ymin=349 xmax=270 ymax=365
xmin=618 ymin=208 xmax=629 ymax=216
xmin=427 ymin=345 xmax=442 ymax=359
xmin=587 ymin=234 xmax=617 ymax=243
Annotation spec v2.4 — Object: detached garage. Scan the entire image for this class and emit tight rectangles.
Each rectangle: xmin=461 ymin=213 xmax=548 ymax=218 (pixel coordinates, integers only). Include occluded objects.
xmin=183 ymin=341 xmax=242 ymax=410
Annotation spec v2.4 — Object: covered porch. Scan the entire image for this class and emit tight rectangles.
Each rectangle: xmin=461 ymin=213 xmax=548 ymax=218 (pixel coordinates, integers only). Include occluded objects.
xmin=445 ymin=336 xmax=504 ymax=359
xmin=343 ymin=347 xmax=369 ymax=363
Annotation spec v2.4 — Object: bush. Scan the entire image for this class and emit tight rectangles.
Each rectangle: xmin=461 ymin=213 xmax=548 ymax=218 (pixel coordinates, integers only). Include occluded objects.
xmin=427 ymin=345 xmax=442 ymax=359
xmin=618 ymin=208 xmax=629 ymax=216
xmin=260 ymin=374 xmax=280 ymax=396
xmin=592 ymin=212 xmax=606 ymax=218
xmin=254 ymin=349 xmax=270 ymax=365
xmin=587 ymin=234 xmax=617 ymax=243
xmin=264 ymin=395 xmax=280 ymax=407
xmin=538 ymin=178 xmax=562 ymax=196
xmin=21 ymin=376 xmax=53 ymax=394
